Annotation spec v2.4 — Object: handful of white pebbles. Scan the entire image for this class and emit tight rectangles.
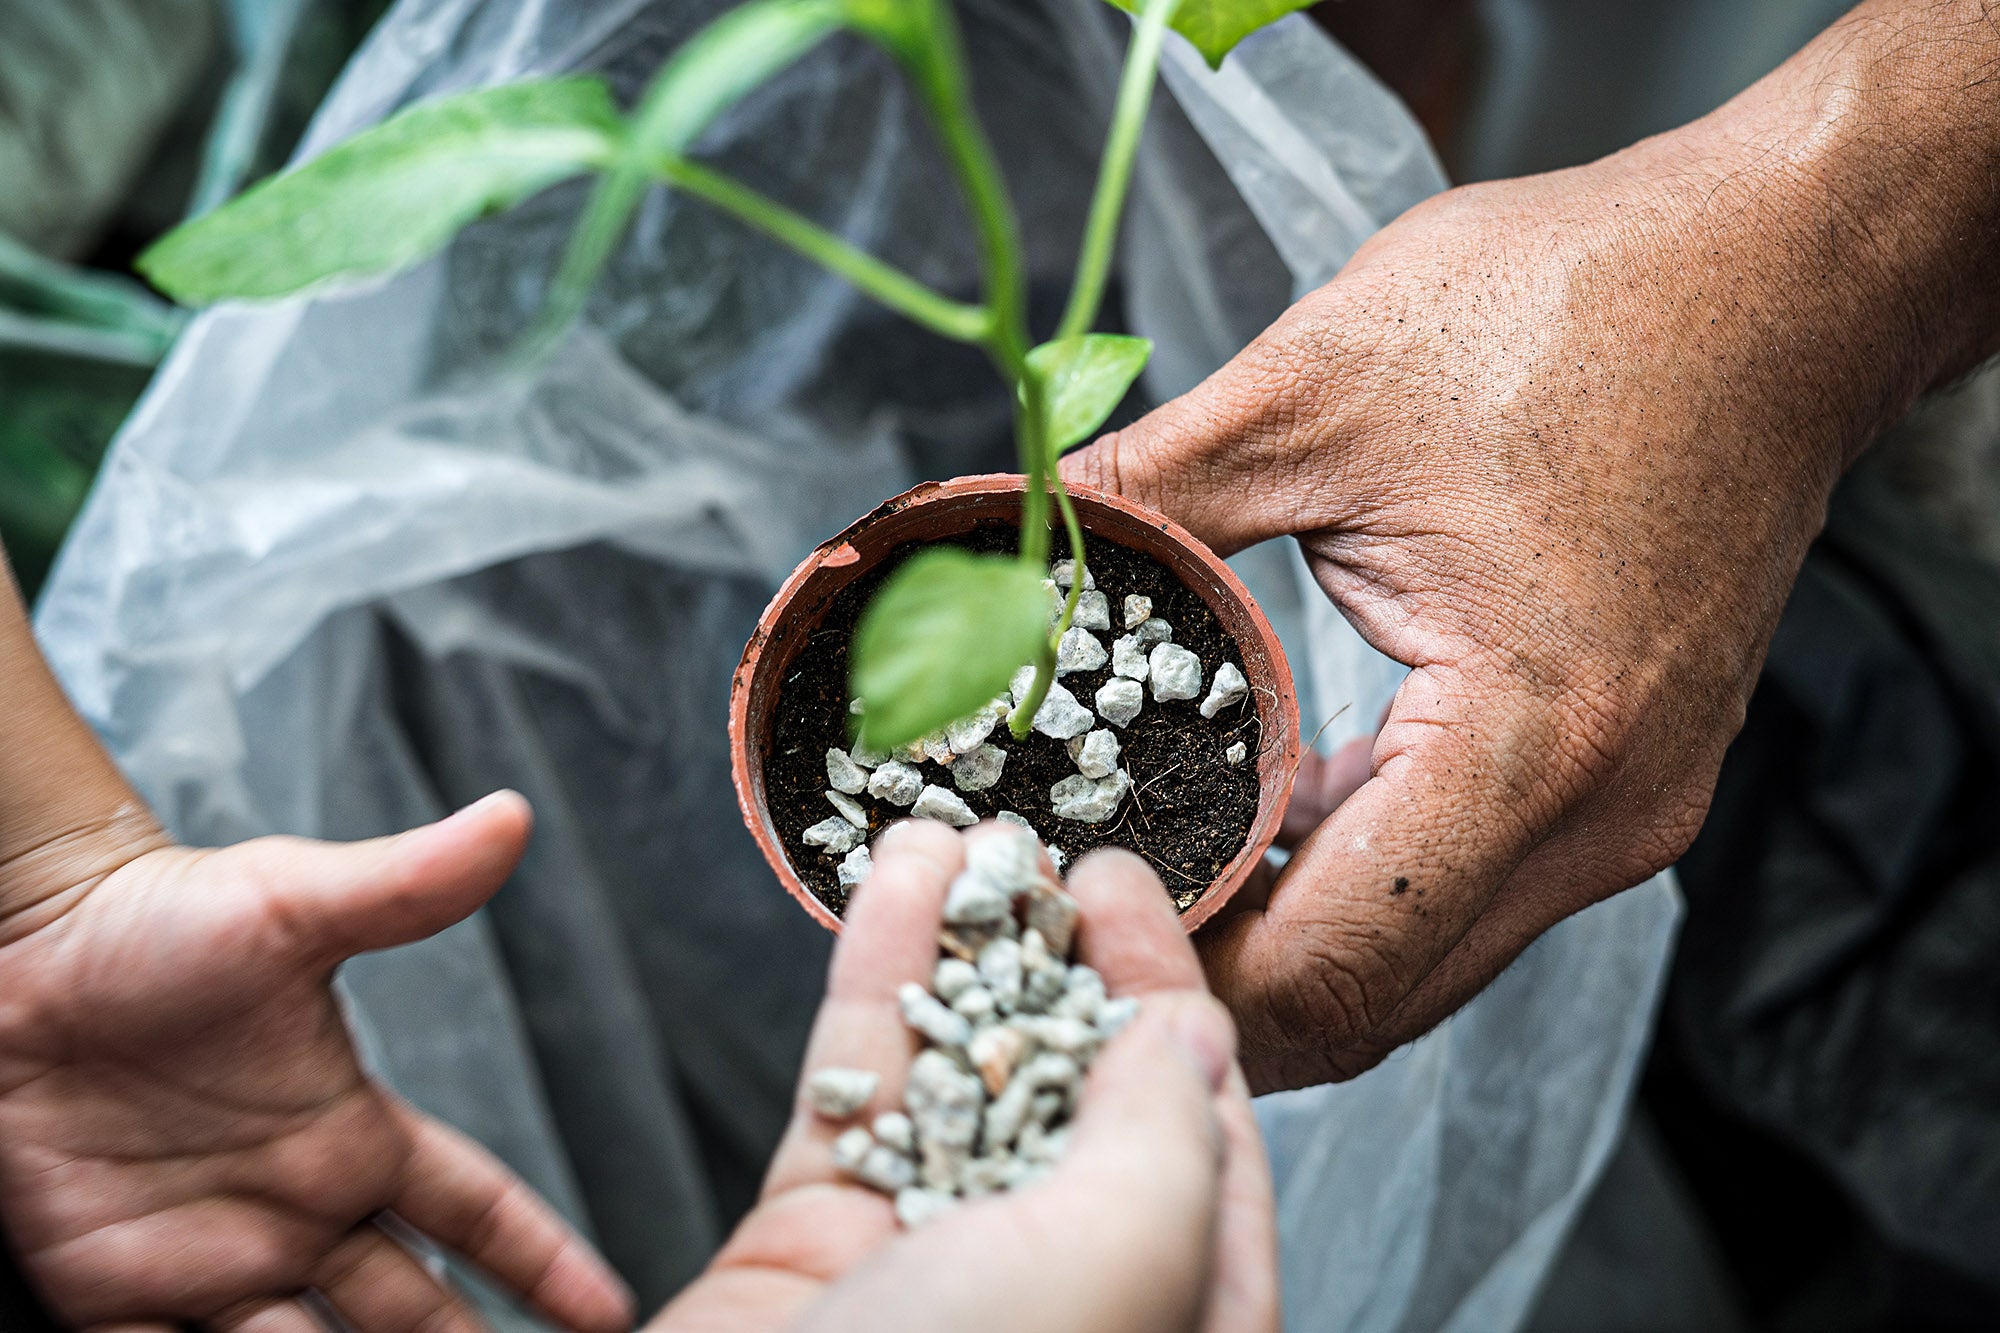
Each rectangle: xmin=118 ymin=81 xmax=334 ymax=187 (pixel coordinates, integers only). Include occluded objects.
xmin=802 ymin=828 xmax=1136 ymax=1229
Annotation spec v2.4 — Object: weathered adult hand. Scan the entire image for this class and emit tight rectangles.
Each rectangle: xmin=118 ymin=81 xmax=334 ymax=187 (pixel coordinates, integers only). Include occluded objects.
xmin=1065 ymin=0 xmax=2000 ymax=1091
xmin=0 ymin=792 xmax=634 ymax=1333
xmin=648 ymin=820 xmax=1276 ymax=1333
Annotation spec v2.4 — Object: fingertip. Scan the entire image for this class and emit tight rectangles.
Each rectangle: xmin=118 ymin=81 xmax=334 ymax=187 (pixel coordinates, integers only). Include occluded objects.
xmin=530 ymin=1245 xmax=637 ymax=1333
xmin=1065 ymin=848 xmax=1205 ymax=993
xmin=446 ymin=789 xmax=533 ymax=843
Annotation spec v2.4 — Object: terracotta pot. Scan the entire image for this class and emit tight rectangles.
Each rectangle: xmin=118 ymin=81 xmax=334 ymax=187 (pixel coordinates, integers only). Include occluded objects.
xmin=729 ymin=473 xmax=1300 ymax=934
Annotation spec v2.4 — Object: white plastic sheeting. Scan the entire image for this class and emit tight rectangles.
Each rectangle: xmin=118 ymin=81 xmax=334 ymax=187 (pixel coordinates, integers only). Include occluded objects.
xmin=36 ymin=1 xmax=1678 ymax=1327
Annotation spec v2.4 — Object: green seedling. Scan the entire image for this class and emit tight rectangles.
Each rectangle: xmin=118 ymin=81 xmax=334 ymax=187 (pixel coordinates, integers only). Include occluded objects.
xmin=139 ymin=0 xmax=1313 ymax=751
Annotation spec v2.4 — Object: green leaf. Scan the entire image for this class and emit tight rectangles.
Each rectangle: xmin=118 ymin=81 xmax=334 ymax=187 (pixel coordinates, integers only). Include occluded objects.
xmin=1025 ymin=333 xmax=1153 ymax=454
xmin=137 ymin=78 xmax=624 ymax=304
xmin=631 ymin=0 xmax=851 ymax=158
xmin=1100 ymin=0 xmax=1315 ymax=68
xmin=850 ymin=549 xmax=1051 ymax=750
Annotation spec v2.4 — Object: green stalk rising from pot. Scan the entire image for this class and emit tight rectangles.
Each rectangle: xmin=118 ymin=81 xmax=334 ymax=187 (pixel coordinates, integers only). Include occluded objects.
xmin=139 ymin=0 xmax=1315 ymax=752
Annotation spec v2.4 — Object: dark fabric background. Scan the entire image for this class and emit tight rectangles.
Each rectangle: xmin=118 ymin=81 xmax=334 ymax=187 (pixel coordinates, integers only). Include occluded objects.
xmin=1652 ymin=458 xmax=2000 ymax=1331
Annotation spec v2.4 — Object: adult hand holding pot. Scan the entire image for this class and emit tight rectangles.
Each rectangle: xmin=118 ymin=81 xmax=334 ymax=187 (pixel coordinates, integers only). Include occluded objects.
xmin=1065 ymin=0 xmax=2000 ymax=1092
xmin=647 ymin=821 xmax=1276 ymax=1333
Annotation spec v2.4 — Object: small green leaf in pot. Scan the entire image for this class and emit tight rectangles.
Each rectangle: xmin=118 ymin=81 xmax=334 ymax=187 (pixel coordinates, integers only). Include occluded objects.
xmin=138 ymin=78 xmax=624 ymax=304
xmin=1099 ymin=0 xmax=1315 ymax=69
xmin=851 ymin=549 xmax=1052 ymax=751
xmin=1025 ymin=333 xmax=1153 ymax=454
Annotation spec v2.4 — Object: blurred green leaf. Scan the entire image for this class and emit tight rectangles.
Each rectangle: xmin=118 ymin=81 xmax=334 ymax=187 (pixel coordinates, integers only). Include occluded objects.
xmin=1099 ymin=0 xmax=1314 ymax=68
xmin=137 ymin=77 xmax=624 ymax=304
xmin=632 ymin=0 xmax=850 ymax=157
xmin=1026 ymin=333 xmax=1152 ymax=454
xmin=851 ymin=548 xmax=1050 ymax=750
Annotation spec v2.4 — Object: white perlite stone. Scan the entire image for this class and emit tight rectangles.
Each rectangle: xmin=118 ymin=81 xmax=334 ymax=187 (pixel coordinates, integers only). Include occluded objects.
xmin=1051 ymin=560 xmax=1094 ymax=590
xmin=1095 ymin=677 xmax=1144 ymax=728
xmin=1048 ymin=845 xmax=1067 ymax=873
xmin=1008 ymin=663 xmax=1040 ymax=706
xmin=900 ymin=982 xmax=973 ymax=1048
xmin=950 ymin=743 xmax=1006 ymax=793
xmin=946 ymin=707 xmax=1000 ymax=754
xmin=1200 ymin=662 xmax=1249 ymax=719
xmin=1149 ymin=643 xmax=1203 ymax=702
xmin=978 ymin=937 xmax=1024 ymax=1013
xmin=920 ymin=732 xmax=955 ymax=765
xmin=995 ymin=810 xmax=1033 ymax=831
xmin=943 ymin=869 xmax=1011 ymax=926
xmin=827 ymin=789 xmax=869 ymax=829
xmin=837 ymin=844 xmax=873 ymax=888
xmin=849 ymin=738 xmax=888 ymax=768
xmin=1049 ymin=769 xmax=1131 ymax=824
xmin=1055 ymin=626 xmax=1107 ymax=675
xmin=1123 ymin=594 xmax=1152 ymax=628
xmin=1134 ymin=617 xmax=1173 ymax=646
xmin=868 ymin=760 xmax=923 ymax=806
xmin=934 ymin=958 xmax=980 ymax=1002
xmin=913 ymin=784 xmax=977 ymax=827
xmin=906 ymin=1048 xmax=983 ymax=1152
xmin=1028 ymin=682 xmax=1094 ymax=740
xmin=1074 ymin=590 xmax=1111 ymax=631
xmin=804 ymin=817 xmax=863 ymax=854
xmin=968 ymin=828 xmax=1045 ymax=898
xmin=874 ymin=1111 xmax=916 ymax=1155
xmin=806 ymin=1067 xmax=879 ymax=1119
xmin=855 ymin=1144 xmax=918 ymax=1194
xmin=951 ymin=985 xmax=997 ymax=1025
xmin=1067 ymin=728 xmax=1120 ymax=779
xmin=1111 ymin=634 xmax=1150 ymax=681
xmin=826 ymin=748 xmax=868 ymax=794
xmin=832 ymin=1126 xmax=874 ymax=1173
xmin=1225 ymin=740 xmax=1248 ymax=765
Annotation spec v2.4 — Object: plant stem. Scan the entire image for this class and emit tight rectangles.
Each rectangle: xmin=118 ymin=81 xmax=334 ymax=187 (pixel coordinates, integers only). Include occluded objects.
xmin=1056 ymin=0 xmax=1178 ymax=341
xmin=648 ymin=156 xmax=991 ymax=344
xmin=893 ymin=0 xmax=1032 ymax=374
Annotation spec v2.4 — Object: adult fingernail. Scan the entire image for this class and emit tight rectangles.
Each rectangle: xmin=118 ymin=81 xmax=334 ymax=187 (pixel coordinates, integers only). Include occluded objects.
xmin=1169 ymin=1001 xmax=1236 ymax=1092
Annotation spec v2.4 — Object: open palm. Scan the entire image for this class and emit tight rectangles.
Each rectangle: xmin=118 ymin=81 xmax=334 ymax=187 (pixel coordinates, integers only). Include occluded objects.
xmin=0 ymin=793 xmax=632 ymax=1333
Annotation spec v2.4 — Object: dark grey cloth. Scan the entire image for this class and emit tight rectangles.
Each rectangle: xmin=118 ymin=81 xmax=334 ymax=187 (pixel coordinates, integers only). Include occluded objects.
xmin=1654 ymin=457 xmax=2000 ymax=1329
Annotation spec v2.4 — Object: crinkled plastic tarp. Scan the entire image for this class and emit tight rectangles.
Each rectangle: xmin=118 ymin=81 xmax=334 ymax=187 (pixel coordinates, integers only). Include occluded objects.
xmin=36 ymin=1 xmax=1678 ymax=1327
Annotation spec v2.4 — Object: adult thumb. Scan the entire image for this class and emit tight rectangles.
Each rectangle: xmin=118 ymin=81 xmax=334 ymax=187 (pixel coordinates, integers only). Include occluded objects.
xmin=242 ymin=790 xmax=533 ymax=964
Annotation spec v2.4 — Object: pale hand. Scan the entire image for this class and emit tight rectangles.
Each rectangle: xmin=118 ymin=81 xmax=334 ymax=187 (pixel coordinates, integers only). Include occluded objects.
xmin=647 ymin=820 xmax=1278 ymax=1333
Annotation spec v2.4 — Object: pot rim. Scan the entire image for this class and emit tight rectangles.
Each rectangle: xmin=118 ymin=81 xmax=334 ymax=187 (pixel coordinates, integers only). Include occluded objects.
xmin=729 ymin=473 xmax=1300 ymax=934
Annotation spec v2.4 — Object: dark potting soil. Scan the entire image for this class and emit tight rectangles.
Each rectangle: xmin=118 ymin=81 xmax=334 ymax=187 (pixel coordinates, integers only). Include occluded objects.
xmin=764 ymin=524 xmax=1262 ymax=918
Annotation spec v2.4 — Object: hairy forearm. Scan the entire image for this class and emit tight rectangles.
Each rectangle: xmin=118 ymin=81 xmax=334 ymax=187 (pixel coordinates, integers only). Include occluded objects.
xmin=1662 ymin=0 xmax=2000 ymax=451
xmin=0 ymin=550 xmax=161 ymax=934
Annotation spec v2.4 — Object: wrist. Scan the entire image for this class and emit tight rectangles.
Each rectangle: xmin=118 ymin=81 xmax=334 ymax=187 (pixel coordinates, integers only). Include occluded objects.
xmin=0 ymin=801 xmax=167 ymax=945
xmin=1662 ymin=0 xmax=2000 ymax=428
xmin=0 ymin=559 xmax=167 ymax=939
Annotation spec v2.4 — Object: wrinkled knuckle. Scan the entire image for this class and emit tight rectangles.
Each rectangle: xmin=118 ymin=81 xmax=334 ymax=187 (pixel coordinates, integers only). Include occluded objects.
xmin=1281 ymin=921 xmax=1404 ymax=1054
